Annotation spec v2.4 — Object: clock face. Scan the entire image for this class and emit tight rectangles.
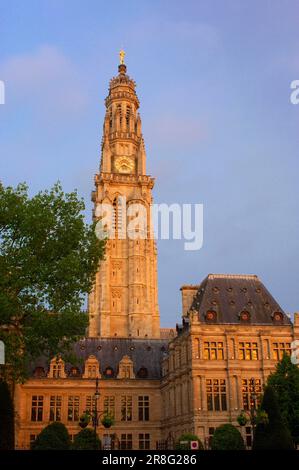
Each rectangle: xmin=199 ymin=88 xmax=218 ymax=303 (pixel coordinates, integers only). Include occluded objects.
xmin=114 ymin=156 xmax=135 ymax=174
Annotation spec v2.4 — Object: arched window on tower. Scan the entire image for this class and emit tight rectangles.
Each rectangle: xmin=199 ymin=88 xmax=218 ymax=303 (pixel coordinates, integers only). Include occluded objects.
xmin=109 ymin=108 xmax=113 ymax=129
xmin=113 ymin=196 xmax=124 ymax=238
xmin=126 ymin=105 xmax=131 ymax=131
xmin=117 ymin=104 xmax=122 ymax=128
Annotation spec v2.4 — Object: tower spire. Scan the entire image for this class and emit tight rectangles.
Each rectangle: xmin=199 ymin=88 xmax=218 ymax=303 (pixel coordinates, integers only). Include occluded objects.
xmin=88 ymin=60 xmax=160 ymax=339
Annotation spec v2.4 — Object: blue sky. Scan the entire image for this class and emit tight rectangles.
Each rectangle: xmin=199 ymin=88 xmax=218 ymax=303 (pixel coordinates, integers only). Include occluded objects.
xmin=1 ymin=0 xmax=299 ymax=326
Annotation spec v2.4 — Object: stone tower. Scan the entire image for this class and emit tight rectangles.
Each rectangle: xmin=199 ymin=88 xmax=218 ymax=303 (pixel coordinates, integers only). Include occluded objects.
xmin=88 ymin=55 xmax=160 ymax=339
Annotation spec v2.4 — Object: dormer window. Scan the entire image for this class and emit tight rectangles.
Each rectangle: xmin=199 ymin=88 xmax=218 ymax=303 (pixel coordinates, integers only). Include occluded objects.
xmin=83 ymin=355 xmax=100 ymax=379
xmin=205 ymin=310 xmax=217 ymax=322
xmin=117 ymin=355 xmax=135 ymax=379
xmin=239 ymin=310 xmax=250 ymax=323
xmin=33 ymin=367 xmax=46 ymax=378
xmin=48 ymin=357 xmax=66 ymax=379
xmin=137 ymin=367 xmax=148 ymax=379
xmin=104 ymin=366 xmax=114 ymax=378
xmin=272 ymin=311 xmax=283 ymax=324
xmin=69 ymin=367 xmax=80 ymax=378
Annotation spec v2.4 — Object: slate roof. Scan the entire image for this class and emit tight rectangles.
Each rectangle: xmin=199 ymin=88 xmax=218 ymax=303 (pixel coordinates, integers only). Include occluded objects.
xmin=189 ymin=274 xmax=292 ymax=326
xmin=30 ymin=338 xmax=169 ymax=379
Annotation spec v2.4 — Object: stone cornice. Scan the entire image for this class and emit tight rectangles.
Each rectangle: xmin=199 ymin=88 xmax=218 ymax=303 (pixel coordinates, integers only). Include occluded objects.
xmin=95 ymin=172 xmax=155 ymax=188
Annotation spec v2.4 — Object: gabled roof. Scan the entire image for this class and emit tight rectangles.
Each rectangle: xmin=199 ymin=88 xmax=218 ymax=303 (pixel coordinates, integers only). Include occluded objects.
xmin=189 ymin=274 xmax=291 ymax=325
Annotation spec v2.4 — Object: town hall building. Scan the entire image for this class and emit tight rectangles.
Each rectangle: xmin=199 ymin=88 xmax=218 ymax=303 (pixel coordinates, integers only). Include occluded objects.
xmin=14 ymin=54 xmax=299 ymax=450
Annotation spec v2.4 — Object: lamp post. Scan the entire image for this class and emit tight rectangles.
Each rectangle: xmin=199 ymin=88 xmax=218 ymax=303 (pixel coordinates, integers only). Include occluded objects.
xmin=249 ymin=377 xmax=258 ymax=448
xmin=93 ymin=377 xmax=100 ymax=450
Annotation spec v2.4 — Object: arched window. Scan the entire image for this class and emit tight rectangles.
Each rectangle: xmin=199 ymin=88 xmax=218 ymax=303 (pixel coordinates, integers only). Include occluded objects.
xmin=117 ymin=104 xmax=122 ymax=128
xmin=109 ymin=109 xmax=113 ymax=129
xmin=112 ymin=196 xmax=123 ymax=237
xmin=125 ymin=105 xmax=131 ymax=131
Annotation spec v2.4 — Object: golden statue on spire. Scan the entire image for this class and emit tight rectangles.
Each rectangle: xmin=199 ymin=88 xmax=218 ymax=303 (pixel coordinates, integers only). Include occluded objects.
xmin=119 ymin=49 xmax=125 ymax=65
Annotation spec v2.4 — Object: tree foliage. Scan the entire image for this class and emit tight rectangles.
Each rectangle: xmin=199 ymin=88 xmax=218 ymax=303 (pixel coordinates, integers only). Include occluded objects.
xmin=73 ymin=428 xmax=101 ymax=450
xmin=211 ymin=424 xmax=245 ymax=450
xmin=252 ymin=385 xmax=294 ymax=450
xmin=267 ymin=354 xmax=299 ymax=445
xmin=0 ymin=380 xmax=14 ymax=449
xmin=31 ymin=422 xmax=71 ymax=450
xmin=0 ymin=182 xmax=105 ymax=381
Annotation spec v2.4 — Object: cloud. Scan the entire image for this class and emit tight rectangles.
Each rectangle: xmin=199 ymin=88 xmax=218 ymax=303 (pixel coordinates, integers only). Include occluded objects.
xmin=146 ymin=113 xmax=207 ymax=148
xmin=1 ymin=45 xmax=88 ymax=115
xmin=127 ymin=18 xmax=219 ymax=51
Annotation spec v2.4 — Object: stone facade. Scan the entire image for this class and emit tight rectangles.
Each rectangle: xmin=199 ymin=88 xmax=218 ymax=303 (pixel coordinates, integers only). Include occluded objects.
xmin=14 ymin=60 xmax=299 ymax=450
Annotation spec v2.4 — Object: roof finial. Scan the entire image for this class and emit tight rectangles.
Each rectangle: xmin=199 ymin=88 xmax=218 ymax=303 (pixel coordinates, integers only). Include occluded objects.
xmin=119 ymin=48 xmax=125 ymax=65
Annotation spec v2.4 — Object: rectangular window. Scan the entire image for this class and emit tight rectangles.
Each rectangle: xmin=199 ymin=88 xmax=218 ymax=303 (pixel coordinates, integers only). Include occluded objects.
xmin=49 ymin=395 xmax=62 ymax=421
xmin=31 ymin=395 xmax=43 ymax=422
xmin=121 ymin=396 xmax=132 ymax=421
xmin=139 ymin=433 xmax=150 ymax=450
xmin=242 ymin=379 xmax=262 ymax=410
xmin=52 ymin=364 xmax=63 ymax=378
xmin=85 ymin=395 xmax=94 ymax=413
xmin=239 ymin=342 xmax=259 ymax=360
xmin=29 ymin=434 xmax=37 ymax=448
xmin=273 ymin=342 xmax=291 ymax=361
xmin=138 ymin=396 xmax=149 ymax=421
xmin=104 ymin=396 xmax=115 ymax=419
xmin=68 ymin=396 xmax=80 ymax=421
xmin=120 ymin=433 xmax=133 ymax=450
xmin=206 ymin=379 xmax=227 ymax=411
xmin=203 ymin=342 xmax=224 ymax=360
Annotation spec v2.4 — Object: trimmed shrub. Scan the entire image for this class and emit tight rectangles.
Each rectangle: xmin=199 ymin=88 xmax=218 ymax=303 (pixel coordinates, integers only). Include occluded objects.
xmin=73 ymin=428 xmax=101 ymax=450
xmin=31 ymin=422 xmax=71 ymax=450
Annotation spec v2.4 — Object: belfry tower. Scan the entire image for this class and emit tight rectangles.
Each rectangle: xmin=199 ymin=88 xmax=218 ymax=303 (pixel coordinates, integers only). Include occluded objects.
xmin=88 ymin=52 xmax=160 ymax=339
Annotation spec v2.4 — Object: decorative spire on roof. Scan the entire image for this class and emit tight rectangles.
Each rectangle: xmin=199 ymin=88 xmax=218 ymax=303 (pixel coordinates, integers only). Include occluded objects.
xmin=119 ymin=48 xmax=125 ymax=65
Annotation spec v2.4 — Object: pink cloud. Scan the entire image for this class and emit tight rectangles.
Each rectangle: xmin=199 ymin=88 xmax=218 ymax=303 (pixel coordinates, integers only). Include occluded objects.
xmin=1 ymin=45 xmax=88 ymax=114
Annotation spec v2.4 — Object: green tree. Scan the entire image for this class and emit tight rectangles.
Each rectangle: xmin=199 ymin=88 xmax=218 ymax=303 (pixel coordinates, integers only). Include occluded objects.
xmin=267 ymin=354 xmax=299 ymax=445
xmin=211 ymin=424 xmax=245 ymax=450
xmin=175 ymin=433 xmax=204 ymax=450
xmin=252 ymin=385 xmax=294 ymax=450
xmin=73 ymin=428 xmax=101 ymax=450
xmin=0 ymin=182 xmax=104 ymax=381
xmin=31 ymin=422 xmax=71 ymax=450
xmin=0 ymin=380 xmax=14 ymax=449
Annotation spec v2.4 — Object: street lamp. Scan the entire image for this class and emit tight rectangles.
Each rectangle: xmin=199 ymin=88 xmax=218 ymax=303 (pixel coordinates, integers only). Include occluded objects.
xmin=93 ymin=377 xmax=100 ymax=449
